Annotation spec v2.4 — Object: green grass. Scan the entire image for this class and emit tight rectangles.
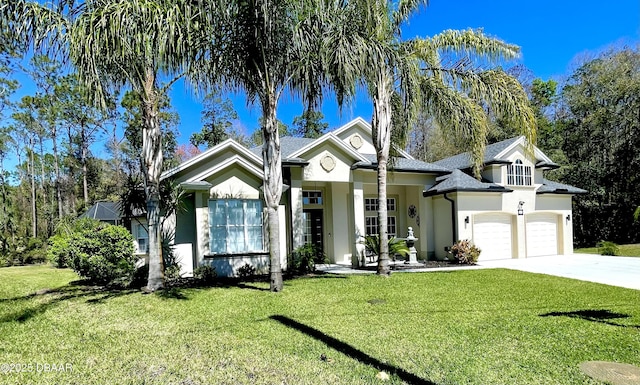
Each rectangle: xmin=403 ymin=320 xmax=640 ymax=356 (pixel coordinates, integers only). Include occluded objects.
xmin=1 ymin=265 xmax=639 ymax=385
xmin=576 ymin=243 xmax=640 ymax=257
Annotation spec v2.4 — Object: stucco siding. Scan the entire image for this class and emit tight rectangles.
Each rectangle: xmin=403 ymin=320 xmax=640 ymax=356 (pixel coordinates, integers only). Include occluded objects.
xmin=331 ymin=183 xmax=351 ymax=263
xmin=433 ymin=195 xmax=454 ymax=260
xmin=303 ymin=147 xmax=357 ymax=182
xmin=207 ymin=169 xmax=261 ymax=199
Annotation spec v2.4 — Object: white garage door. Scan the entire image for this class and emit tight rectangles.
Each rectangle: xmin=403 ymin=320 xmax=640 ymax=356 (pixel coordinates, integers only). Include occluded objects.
xmin=473 ymin=213 xmax=513 ymax=261
xmin=526 ymin=213 xmax=558 ymax=257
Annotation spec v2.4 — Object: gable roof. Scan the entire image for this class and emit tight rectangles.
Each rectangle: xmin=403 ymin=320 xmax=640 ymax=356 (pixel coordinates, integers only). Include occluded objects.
xmin=423 ymin=169 xmax=512 ymax=196
xmin=162 ymin=139 xmax=262 ymax=181
xmin=433 ymin=136 xmax=559 ymax=171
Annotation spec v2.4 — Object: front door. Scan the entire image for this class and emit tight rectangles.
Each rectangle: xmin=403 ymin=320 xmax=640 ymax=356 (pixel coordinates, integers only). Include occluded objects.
xmin=303 ymin=209 xmax=323 ymax=253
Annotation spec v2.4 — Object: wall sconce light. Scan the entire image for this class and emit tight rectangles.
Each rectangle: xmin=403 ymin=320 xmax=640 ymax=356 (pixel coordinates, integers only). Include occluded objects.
xmin=464 ymin=216 xmax=470 ymax=224
xmin=517 ymin=201 xmax=524 ymax=216
xmin=566 ymin=214 xmax=571 ymax=222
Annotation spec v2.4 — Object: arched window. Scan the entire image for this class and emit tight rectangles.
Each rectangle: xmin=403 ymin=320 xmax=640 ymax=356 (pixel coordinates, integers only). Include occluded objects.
xmin=507 ymin=159 xmax=532 ymax=186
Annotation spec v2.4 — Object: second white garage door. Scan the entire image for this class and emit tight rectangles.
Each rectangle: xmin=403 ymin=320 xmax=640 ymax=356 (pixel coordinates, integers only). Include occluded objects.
xmin=526 ymin=213 xmax=558 ymax=257
xmin=473 ymin=213 xmax=513 ymax=261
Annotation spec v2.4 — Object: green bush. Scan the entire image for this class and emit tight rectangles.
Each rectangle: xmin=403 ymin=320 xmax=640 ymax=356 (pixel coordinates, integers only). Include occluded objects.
xmin=193 ymin=265 xmax=217 ymax=284
xmin=11 ymin=237 xmax=48 ymax=265
xmin=289 ymin=244 xmax=327 ymax=274
xmin=164 ymin=264 xmax=182 ymax=282
xmin=0 ymin=254 xmax=11 ymax=267
xmin=448 ymin=239 xmax=481 ymax=264
xmin=66 ymin=223 xmax=137 ymax=285
xmin=364 ymin=235 xmax=410 ymax=261
xmin=597 ymin=240 xmax=619 ymax=256
xmin=47 ymin=235 xmax=70 ymax=268
xmin=236 ymin=263 xmax=256 ymax=279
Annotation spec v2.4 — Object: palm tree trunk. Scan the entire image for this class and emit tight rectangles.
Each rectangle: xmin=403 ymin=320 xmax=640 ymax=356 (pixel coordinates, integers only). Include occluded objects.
xmin=261 ymin=89 xmax=284 ymax=292
xmin=141 ymin=72 xmax=164 ymax=291
xmin=372 ymin=68 xmax=393 ymax=276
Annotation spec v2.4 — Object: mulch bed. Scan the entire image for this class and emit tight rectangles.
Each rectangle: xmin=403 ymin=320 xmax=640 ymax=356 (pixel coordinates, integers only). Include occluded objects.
xmin=358 ymin=260 xmax=474 ymax=271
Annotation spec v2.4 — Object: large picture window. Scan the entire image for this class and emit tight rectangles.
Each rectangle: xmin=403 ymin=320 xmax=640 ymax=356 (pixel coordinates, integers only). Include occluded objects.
xmin=507 ymin=159 xmax=532 ymax=186
xmin=364 ymin=197 xmax=397 ymax=237
xmin=209 ymin=199 xmax=264 ymax=254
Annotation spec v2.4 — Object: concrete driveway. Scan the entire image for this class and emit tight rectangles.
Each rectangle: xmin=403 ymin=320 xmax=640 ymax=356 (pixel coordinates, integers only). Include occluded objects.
xmin=479 ymin=253 xmax=640 ymax=290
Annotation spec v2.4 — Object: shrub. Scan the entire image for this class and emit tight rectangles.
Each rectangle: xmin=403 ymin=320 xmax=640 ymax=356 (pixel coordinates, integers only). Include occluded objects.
xmin=448 ymin=239 xmax=481 ymax=264
xmin=161 ymin=236 xmax=183 ymax=283
xmin=289 ymin=244 xmax=327 ymax=274
xmin=0 ymin=254 xmax=11 ymax=267
xmin=13 ymin=237 xmax=47 ymax=265
xmin=597 ymin=240 xmax=619 ymax=256
xmin=237 ymin=263 xmax=256 ymax=279
xmin=164 ymin=264 xmax=183 ymax=282
xmin=364 ymin=235 xmax=410 ymax=261
xmin=66 ymin=223 xmax=137 ymax=285
xmin=47 ymin=235 xmax=70 ymax=268
xmin=131 ymin=264 xmax=150 ymax=287
xmin=194 ymin=265 xmax=217 ymax=284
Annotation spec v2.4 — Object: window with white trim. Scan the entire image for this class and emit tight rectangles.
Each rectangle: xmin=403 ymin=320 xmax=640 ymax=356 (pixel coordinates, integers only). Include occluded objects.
xmin=302 ymin=191 xmax=323 ymax=205
xmin=364 ymin=197 xmax=397 ymax=237
xmin=208 ymin=199 xmax=264 ymax=254
xmin=132 ymin=222 xmax=148 ymax=254
xmin=364 ymin=197 xmax=396 ymax=211
xmin=507 ymin=159 xmax=532 ymax=186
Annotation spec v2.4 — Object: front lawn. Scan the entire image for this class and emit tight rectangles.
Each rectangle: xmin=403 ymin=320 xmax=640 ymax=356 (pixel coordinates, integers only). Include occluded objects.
xmin=575 ymin=243 xmax=640 ymax=257
xmin=1 ymin=265 xmax=639 ymax=385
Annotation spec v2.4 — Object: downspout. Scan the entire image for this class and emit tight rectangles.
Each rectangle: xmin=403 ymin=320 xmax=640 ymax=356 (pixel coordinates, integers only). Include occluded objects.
xmin=443 ymin=193 xmax=456 ymax=244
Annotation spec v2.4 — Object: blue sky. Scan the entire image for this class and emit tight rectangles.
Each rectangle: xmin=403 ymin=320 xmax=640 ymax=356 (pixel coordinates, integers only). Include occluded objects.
xmin=167 ymin=0 xmax=640 ymax=144
xmin=8 ymin=0 xmax=640 ymax=158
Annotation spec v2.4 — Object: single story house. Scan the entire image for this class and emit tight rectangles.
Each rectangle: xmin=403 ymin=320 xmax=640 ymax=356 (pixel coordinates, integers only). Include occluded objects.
xmin=159 ymin=117 xmax=586 ymax=277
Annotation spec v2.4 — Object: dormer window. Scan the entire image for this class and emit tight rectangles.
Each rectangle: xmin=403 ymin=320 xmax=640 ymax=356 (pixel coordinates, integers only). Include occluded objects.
xmin=507 ymin=159 xmax=532 ymax=186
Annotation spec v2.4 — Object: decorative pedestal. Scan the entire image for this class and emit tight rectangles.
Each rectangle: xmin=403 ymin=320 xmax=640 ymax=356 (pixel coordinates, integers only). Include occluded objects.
xmin=405 ymin=227 xmax=418 ymax=264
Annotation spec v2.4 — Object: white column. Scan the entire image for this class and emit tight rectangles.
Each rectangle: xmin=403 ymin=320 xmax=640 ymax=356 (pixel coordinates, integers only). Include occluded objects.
xmin=194 ymin=192 xmax=207 ymax=266
xmin=515 ymin=214 xmax=526 ymax=258
xmin=290 ymin=174 xmax=304 ymax=249
xmin=352 ymin=181 xmax=365 ymax=267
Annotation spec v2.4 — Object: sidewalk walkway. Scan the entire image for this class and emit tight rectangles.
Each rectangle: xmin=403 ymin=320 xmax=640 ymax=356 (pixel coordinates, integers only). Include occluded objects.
xmin=317 ymin=254 xmax=640 ymax=290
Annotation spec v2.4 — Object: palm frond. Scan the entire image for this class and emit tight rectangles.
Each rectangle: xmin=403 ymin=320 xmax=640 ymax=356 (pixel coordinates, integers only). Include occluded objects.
xmin=393 ymin=0 xmax=429 ymax=32
xmin=420 ymin=75 xmax=490 ymax=177
xmin=427 ymin=28 xmax=520 ymax=63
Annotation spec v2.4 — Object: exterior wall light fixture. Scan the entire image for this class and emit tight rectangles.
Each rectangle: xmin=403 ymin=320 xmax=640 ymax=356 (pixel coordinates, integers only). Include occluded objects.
xmin=517 ymin=201 xmax=524 ymax=216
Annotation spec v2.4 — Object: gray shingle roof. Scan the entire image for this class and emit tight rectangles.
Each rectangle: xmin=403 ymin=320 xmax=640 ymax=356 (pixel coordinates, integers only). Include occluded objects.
xmin=354 ymin=154 xmax=451 ymax=173
xmin=423 ymin=170 xmax=512 ymax=196
xmin=249 ymin=137 xmax=317 ymax=159
xmin=537 ymin=179 xmax=587 ymax=195
xmin=433 ymin=137 xmax=520 ymax=170
xmin=80 ymin=201 xmax=121 ymax=222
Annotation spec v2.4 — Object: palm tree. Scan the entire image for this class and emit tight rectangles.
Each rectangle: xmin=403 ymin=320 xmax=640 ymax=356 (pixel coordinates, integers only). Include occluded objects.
xmin=322 ymin=0 xmax=536 ymax=275
xmin=199 ymin=0 xmax=327 ymax=292
xmin=4 ymin=0 xmax=206 ymax=291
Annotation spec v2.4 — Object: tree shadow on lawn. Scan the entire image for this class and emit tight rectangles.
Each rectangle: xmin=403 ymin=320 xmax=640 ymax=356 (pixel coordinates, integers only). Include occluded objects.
xmin=540 ymin=309 xmax=640 ymax=329
xmin=270 ymin=314 xmax=437 ymax=385
xmin=0 ymin=283 xmax=137 ymax=323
